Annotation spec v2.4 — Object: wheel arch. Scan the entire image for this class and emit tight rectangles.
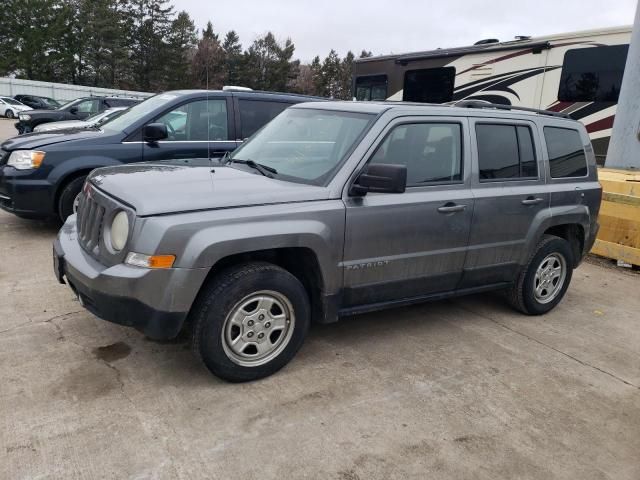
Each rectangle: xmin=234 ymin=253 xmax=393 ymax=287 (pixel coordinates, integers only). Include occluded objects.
xmin=188 ymin=247 xmax=329 ymax=326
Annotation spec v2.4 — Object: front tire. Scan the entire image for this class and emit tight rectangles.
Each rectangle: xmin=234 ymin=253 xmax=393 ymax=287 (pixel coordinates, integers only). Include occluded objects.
xmin=5 ymin=110 xmax=14 ymax=119
xmin=57 ymin=176 xmax=86 ymax=222
xmin=191 ymin=262 xmax=310 ymax=382
xmin=507 ymin=235 xmax=574 ymax=315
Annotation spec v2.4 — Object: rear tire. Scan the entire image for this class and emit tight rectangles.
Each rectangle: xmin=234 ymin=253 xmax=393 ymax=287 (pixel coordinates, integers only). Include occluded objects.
xmin=5 ymin=110 xmax=14 ymax=119
xmin=57 ymin=176 xmax=86 ymax=222
xmin=507 ymin=235 xmax=574 ymax=315
xmin=191 ymin=262 xmax=310 ymax=382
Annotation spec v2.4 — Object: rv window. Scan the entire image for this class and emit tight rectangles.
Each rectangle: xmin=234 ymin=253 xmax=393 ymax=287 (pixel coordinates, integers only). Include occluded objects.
xmin=558 ymin=45 xmax=628 ymax=102
xmin=370 ymin=122 xmax=462 ymax=186
xmin=476 ymin=124 xmax=538 ymax=181
xmin=355 ymin=75 xmax=388 ymax=101
xmin=544 ymin=127 xmax=588 ymax=178
xmin=403 ymin=67 xmax=455 ymax=103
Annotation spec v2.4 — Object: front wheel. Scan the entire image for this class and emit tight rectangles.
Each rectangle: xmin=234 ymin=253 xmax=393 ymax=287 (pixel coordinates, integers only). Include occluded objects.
xmin=5 ymin=110 xmax=14 ymax=119
xmin=191 ymin=262 xmax=310 ymax=382
xmin=507 ymin=235 xmax=574 ymax=315
xmin=57 ymin=176 xmax=86 ymax=222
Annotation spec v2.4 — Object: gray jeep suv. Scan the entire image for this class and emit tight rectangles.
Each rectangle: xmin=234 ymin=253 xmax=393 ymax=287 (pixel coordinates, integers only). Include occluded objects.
xmin=53 ymin=100 xmax=601 ymax=382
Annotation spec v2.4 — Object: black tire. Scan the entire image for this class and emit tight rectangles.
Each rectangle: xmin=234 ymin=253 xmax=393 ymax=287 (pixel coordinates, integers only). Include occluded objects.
xmin=57 ymin=176 xmax=86 ymax=222
xmin=507 ymin=234 xmax=574 ymax=315
xmin=191 ymin=262 xmax=310 ymax=382
xmin=5 ymin=110 xmax=14 ymax=119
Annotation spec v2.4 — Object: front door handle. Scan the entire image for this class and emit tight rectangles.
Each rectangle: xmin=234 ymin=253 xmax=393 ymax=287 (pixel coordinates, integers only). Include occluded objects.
xmin=437 ymin=203 xmax=467 ymax=214
xmin=521 ymin=197 xmax=544 ymax=206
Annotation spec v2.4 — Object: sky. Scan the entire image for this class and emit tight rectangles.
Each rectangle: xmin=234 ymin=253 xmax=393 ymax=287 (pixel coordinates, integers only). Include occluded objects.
xmin=174 ymin=0 xmax=637 ymax=62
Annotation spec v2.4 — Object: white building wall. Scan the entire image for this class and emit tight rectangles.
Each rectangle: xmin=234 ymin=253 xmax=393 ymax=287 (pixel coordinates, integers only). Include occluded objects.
xmin=0 ymin=77 xmax=152 ymax=101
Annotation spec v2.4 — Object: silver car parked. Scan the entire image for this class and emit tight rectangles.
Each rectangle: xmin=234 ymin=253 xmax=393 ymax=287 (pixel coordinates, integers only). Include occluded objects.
xmin=54 ymin=101 xmax=601 ymax=382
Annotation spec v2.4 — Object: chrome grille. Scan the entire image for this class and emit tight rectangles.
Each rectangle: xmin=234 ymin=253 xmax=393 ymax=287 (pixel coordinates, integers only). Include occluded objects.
xmin=76 ymin=188 xmax=105 ymax=255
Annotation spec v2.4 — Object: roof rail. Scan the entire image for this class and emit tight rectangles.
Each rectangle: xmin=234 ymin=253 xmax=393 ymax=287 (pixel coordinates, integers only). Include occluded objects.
xmin=452 ymin=99 xmax=571 ymax=119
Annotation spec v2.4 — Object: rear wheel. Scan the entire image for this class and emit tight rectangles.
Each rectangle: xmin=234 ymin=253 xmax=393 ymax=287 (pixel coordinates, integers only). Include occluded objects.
xmin=507 ymin=235 xmax=574 ymax=315
xmin=5 ymin=110 xmax=14 ymax=119
xmin=191 ymin=262 xmax=310 ymax=382
xmin=57 ymin=176 xmax=86 ymax=222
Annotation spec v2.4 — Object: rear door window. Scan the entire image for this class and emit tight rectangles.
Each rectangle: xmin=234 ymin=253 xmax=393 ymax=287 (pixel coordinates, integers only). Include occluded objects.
xmin=544 ymin=127 xmax=588 ymax=178
xmin=476 ymin=124 xmax=538 ymax=181
xmin=239 ymin=100 xmax=291 ymax=139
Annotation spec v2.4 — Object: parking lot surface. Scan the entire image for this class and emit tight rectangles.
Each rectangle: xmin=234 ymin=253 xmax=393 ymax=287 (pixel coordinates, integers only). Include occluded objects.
xmin=0 ymin=118 xmax=16 ymax=140
xmin=1 ymin=121 xmax=639 ymax=479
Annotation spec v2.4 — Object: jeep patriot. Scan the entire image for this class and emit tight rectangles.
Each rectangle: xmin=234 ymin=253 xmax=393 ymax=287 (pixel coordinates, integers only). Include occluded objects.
xmin=53 ymin=100 xmax=601 ymax=381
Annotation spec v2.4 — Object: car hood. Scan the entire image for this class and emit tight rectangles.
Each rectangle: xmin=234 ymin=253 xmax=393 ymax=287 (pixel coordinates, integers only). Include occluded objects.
xmin=1 ymin=128 xmax=105 ymax=150
xmin=11 ymin=105 xmax=32 ymax=111
xmin=89 ymin=163 xmax=332 ymax=216
xmin=23 ymin=108 xmax=64 ymax=117
xmin=37 ymin=120 xmax=87 ymax=131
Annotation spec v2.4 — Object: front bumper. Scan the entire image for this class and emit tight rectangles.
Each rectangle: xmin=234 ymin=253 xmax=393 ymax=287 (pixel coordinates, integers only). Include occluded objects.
xmin=0 ymin=165 xmax=53 ymax=218
xmin=53 ymin=216 xmax=209 ymax=340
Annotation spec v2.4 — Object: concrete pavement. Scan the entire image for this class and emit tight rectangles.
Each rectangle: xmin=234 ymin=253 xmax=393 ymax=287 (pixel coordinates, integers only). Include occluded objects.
xmin=0 ymin=209 xmax=639 ymax=479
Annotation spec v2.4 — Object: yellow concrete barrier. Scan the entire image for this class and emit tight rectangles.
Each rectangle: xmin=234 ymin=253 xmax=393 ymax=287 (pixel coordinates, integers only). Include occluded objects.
xmin=592 ymin=168 xmax=640 ymax=266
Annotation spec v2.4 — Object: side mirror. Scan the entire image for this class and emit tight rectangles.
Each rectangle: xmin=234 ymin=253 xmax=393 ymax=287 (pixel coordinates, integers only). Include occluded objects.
xmin=143 ymin=123 xmax=168 ymax=143
xmin=69 ymin=107 xmax=78 ymax=115
xmin=350 ymin=163 xmax=407 ymax=196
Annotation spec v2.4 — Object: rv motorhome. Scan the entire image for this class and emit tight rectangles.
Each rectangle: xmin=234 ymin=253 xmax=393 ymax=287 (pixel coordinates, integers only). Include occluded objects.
xmin=353 ymin=26 xmax=631 ymax=164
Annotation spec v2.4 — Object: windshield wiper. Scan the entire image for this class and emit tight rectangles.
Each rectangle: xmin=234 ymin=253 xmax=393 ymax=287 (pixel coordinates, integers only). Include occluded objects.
xmin=228 ymin=158 xmax=277 ymax=177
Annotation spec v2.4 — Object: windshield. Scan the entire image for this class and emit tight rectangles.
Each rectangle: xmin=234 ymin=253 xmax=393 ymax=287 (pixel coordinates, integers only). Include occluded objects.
xmin=43 ymin=98 xmax=60 ymax=107
xmin=59 ymin=98 xmax=84 ymax=111
xmin=96 ymin=109 xmax=126 ymax=126
xmin=228 ymin=108 xmax=374 ymax=185
xmin=2 ymin=98 xmax=22 ymax=106
xmin=102 ymin=93 xmax=179 ymax=133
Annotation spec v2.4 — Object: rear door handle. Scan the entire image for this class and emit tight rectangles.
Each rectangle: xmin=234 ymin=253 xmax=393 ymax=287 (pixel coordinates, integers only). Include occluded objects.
xmin=437 ymin=203 xmax=467 ymax=214
xmin=521 ymin=197 xmax=544 ymax=206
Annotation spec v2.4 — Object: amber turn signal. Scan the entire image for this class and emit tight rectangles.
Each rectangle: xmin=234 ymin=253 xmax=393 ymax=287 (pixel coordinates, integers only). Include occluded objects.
xmin=125 ymin=252 xmax=175 ymax=269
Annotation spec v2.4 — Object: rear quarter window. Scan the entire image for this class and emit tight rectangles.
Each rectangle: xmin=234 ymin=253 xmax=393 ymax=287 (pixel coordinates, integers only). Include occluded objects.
xmin=544 ymin=126 xmax=588 ymax=178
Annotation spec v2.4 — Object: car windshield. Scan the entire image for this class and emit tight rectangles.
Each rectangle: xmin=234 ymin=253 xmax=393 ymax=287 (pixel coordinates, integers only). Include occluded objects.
xmin=59 ymin=98 xmax=84 ymax=111
xmin=102 ymin=93 xmax=178 ymax=133
xmin=228 ymin=108 xmax=374 ymax=186
xmin=95 ymin=109 xmax=126 ymax=126
xmin=2 ymin=97 xmax=22 ymax=106
xmin=43 ymin=98 xmax=60 ymax=107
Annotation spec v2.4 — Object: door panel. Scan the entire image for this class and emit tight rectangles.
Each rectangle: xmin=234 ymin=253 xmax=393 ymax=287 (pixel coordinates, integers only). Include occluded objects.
xmin=342 ymin=117 xmax=474 ymax=307
xmin=461 ymin=118 xmax=549 ymax=287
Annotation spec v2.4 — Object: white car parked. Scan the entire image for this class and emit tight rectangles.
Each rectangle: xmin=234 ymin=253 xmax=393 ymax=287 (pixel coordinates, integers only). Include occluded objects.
xmin=0 ymin=96 xmax=32 ymax=119
xmin=33 ymin=107 xmax=129 ymax=133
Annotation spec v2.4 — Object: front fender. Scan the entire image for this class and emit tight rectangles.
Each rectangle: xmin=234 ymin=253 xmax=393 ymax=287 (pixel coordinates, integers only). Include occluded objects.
xmin=134 ymin=201 xmax=346 ymax=295
xmin=49 ymin=156 xmax=124 ymax=186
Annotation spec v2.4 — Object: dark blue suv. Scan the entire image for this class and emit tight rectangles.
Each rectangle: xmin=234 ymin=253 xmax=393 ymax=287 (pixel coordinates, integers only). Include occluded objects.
xmin=0 ymin=89 xmax=324 ymax=221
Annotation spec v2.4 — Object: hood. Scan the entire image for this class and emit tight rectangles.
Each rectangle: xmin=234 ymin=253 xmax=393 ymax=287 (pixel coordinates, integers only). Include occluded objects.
xmin=1 ymin=128 xmax=105 ymax=150
xmin=12 ymin=105 xmax=32 ymax=111
xmin=35 ymin=120 xmax=88 ymax=132
xmin=89 ymin=164 xmax=332 ymax=216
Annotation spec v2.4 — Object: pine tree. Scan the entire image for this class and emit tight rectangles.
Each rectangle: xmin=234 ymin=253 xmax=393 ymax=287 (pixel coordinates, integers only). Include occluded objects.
xmin=129 ymin=0 xmax=175 ymax=90
xmin=222 ymin=30 xmax=243 ymax=86
xmin=191 ymin=21 xmax=225 ymax=89
xmin=165 ymin=11 xmax=197 ymax=89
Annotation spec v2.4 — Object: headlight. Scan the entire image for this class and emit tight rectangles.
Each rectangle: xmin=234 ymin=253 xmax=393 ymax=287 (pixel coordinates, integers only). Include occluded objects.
xmin=109 ymin=211 xmax=129 ymax=251
xmin=7 ymin=150 xmax=45 ymax=170
xmin=19 ymin=114 xmax=31 ymax=121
